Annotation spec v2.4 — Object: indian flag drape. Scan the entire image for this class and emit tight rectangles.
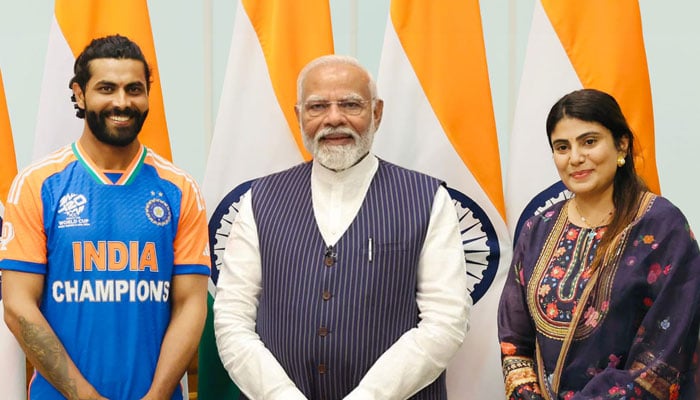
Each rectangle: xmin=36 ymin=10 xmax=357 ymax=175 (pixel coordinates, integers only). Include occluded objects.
xmin=0 ymin=68 xmax=25 ymax=400
xmin=506 ymin=0 xmax=659 ymax=240
xmin=34 ymin=0 xmax=171 ymax=161
xmin=373 ymin=0 xmax=511 ymax=398
xmin=198 ymin=1 xmax=333 ymax=398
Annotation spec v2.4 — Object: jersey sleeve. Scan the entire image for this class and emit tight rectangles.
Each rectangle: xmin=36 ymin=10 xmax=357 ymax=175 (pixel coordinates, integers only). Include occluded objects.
xmin=172 ymin=176 xmax=211 ymax=276
xmin=1 ymin=171 xmax=48 ymax=274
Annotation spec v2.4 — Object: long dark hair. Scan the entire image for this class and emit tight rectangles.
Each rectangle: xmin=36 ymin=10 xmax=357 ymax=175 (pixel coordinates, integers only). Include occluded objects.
xmin=546 ymin=88 xmax=648 ymax=269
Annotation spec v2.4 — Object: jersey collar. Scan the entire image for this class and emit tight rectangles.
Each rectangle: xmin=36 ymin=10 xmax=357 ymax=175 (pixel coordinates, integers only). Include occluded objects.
xmin=72 ymin=141 xmax=147 ymax=185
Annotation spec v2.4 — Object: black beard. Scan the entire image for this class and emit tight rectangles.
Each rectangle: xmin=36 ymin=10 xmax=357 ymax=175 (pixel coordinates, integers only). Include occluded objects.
xmin=85 ymin=108 xmax=148 ymax=147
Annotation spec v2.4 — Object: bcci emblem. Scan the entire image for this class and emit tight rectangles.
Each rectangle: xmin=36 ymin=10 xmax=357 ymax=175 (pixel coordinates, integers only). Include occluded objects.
xmin=145 ymin=197 xmax=171 ymax=226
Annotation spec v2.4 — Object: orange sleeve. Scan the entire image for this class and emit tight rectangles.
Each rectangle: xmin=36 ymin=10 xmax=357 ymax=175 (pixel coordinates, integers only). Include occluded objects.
xmin=1 ymin=170 xmax=48 ymax=270
xmin=173 ymin=175 xmax=211 ymax=274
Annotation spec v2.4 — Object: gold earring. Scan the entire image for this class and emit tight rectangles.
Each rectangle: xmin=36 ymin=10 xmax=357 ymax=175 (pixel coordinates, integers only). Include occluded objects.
xmin=617 ymin=154 xmax=626 ymax=167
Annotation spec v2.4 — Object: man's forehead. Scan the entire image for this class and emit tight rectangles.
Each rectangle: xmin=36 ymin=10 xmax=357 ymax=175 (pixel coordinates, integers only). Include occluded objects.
xmin=87 ymin=58 xmax=147 ymax=83
xmin=306 ymin=62 xmax=366 ymax=81
xmin=302 ymin=63 xmax=369 ymax=98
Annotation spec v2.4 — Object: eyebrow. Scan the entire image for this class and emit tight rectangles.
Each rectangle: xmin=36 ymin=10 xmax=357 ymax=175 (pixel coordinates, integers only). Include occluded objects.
xmin=93 ymin=79 xmax=146 ymax=87
xmin=125 ymin=81 xmax=146 ymax=89
xmin=305 ymin=93 xmax=364 ymax=102
xmin=551 ymin=130 xmax=600 ymax=144
xmin=575 ymin=131 xmax=601 ymax=140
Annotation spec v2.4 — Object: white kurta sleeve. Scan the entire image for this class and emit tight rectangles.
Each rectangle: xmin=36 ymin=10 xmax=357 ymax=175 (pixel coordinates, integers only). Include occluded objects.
xmin=344 ymin=185 xmax=471 ymax=399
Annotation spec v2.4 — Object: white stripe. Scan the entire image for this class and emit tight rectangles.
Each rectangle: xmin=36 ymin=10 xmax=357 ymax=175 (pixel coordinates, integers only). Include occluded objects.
xmin=505 ymin=0 xmax=582 ymax=235
xmin=33 ymin=16 xmax=82 ymax=161
xmin=149 ymin=150 xmax=206 ymax=212
xmin=375 ymin=15 xmax=512 ymax=400
xmin=8 ymin=146 xmax=73 ymax=204
xmin=202 ymin=2 xmax=302 ymax=220
xmin=375 ymin=22 xmax=505 ymax=228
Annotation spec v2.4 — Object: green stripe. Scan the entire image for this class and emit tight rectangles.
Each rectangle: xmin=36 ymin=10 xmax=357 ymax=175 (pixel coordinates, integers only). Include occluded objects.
xmin=122 ymin=146 xmax=147 ymax=185
xmin=72 ymin=142 xmax=107 ymax=184
xmin=198 ymin=293 xmax=241 ymax=399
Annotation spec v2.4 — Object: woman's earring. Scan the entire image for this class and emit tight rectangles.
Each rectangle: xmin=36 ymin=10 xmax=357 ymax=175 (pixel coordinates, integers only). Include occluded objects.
xmin=617 ymin=153 xmax=626 ymax=167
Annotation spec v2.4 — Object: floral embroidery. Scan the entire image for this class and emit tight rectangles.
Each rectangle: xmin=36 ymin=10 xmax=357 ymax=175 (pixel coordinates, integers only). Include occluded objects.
xmin=503 ymin=356 xmax=539 ymax=399
xmin=562 ymin=391 xmax=574 ymax=400
xmin=608 ymin=353 xmax=621 ymax=368
xmin=584 ymin=306 xmax=600 ymax=328
xmin=647 ymin=263 xmax=662 ymax=284
xmin=647 ymin=263 xmax=671 ymax=284
xmin=670 ymin=383 xmax=680 ymax=400
xmin=511 ymin=382 xmax=541 ymax=399
xmin=634 ymin=233 xmax=658 ymax=248
xmin=595 ymin=227 xmax=607 ymax=239
xmin=643 ymin=297 xmax=653 ymax=307
xmin=608 ymin=385 xmax=624 ymax=396
xmin=537 ymin=223 xmax=603 ymax=325
xmin=550 ymin=266 xmax=565 ymax=279
xmin=501 ymin=341 xmax=517 ymax=356
xmin=554 ymin=246 xmax=566 ymax=258
xmin=519 ymin=267 xmax=526 ymax=286
xmin=625 ymin=256 xmax=637 ymax=266
xmin=660 ymin=318 xmax=671 ymax=330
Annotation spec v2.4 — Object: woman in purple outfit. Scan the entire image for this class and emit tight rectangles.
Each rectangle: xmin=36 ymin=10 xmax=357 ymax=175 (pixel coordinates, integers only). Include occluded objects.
xmin=498 ymin=88 xmax=700 ymax=399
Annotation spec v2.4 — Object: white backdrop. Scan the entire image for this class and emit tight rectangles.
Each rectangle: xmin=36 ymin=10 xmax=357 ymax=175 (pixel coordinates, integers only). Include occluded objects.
xmin=0 ymin=0 xmax=697 ymax=231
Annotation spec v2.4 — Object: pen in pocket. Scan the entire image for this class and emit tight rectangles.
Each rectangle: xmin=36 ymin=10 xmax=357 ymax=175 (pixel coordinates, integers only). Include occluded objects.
xmin=368 ymin=237 xmax=373 ymax=263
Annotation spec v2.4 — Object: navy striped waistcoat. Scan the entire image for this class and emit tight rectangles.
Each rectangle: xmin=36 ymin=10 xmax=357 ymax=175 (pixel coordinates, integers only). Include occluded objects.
xmin=249 ymin=159 xmax=446 ymax=400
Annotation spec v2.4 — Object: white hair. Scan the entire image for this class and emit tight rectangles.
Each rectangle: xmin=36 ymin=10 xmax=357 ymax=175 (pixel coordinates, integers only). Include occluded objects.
xmin=296 ymin=54 xmax=378 ymax=102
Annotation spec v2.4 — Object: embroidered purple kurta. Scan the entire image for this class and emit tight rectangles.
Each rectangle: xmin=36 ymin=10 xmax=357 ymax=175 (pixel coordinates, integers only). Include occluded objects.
xmin=498 ymin=194 xmax=700 ymax=399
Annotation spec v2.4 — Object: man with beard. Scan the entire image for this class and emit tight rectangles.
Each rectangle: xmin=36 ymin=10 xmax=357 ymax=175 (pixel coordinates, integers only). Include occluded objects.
xmin=0 ymin=35 xmax=210 ymax=400
xmin=213 ymin=55 xmax=470 ymax=399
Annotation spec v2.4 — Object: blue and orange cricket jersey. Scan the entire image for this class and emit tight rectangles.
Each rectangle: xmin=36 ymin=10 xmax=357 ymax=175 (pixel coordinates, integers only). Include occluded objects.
xmin=0 ymin=142 xmax=210 ymax=399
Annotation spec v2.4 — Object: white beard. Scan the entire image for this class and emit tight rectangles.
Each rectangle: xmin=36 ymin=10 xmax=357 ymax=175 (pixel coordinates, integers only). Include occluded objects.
xmin=302 ymin=121 xmax=376 ymax=171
